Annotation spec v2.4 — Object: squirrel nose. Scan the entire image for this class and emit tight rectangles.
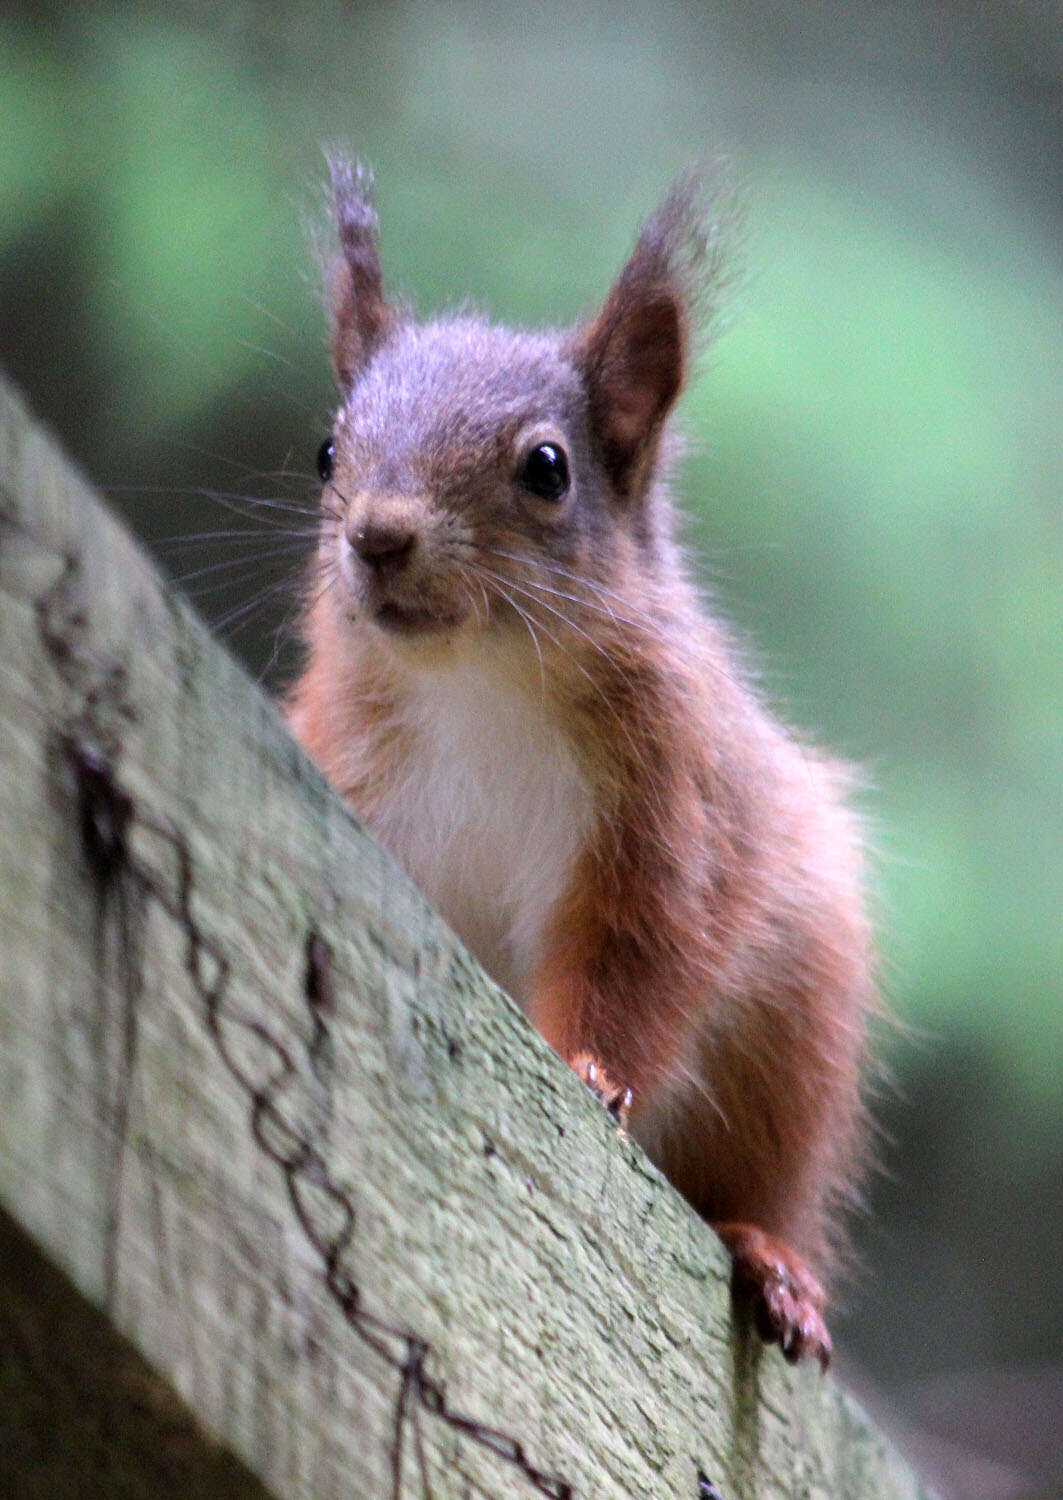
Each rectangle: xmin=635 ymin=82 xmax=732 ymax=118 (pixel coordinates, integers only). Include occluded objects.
xmin=351 ymin=520 xmax=417 ymax=572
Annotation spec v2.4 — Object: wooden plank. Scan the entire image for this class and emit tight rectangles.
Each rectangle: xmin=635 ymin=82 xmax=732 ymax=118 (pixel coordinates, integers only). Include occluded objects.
xmin=0 ymin=367 xmax=933 ymax=1499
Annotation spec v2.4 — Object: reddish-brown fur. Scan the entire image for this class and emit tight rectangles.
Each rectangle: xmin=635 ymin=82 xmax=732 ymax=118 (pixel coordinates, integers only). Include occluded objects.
xmin=287 ymin=156 xmax=877 ymax=1367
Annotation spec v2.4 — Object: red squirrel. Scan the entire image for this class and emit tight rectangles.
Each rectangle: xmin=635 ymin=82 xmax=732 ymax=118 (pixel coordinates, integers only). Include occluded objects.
xmin=287 ymin=156 xmax=875 ymax=1369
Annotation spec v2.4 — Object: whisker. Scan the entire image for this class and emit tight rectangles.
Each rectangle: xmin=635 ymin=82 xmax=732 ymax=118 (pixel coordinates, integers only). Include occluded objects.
xmin=251 ymin=467 xmax=319 ymax=485
xmin=210 ymin=573 xmax=307 ymax=636
xmin=236 ymin=292 xmax=303 ymax=339
xmin=476 ymin=564 xmax=646 ymax=703
xmin=109 ymin=482 xmax=328 ymax=520
xmin=155 ymin=525 xmax=324 ymax=549
xmin=200 ymin=488 xmax=341 ymax=531
xmin=478 ymin=545 xmax=680 ymax=645
xmin=472 ymin=570 xmax=546 ymax=702
xmin=480 ymin=546 xmax=656 ymax=622
xmin=292 ymin=565 xmax=341 ymax=629
xmin=103 ymin=280 xmax=328 ymax=430
xmin=171 ymin=551 xmax=335 ymax=613
xmin=120 ymin=433 xmax=308 ymax=483
xmin=254 ymin=562 xmax=339 ymax=688
xmin=483 ymin=559 xmax=646 ymax=636
xmin=480 ymin=545 xmax=748 ymax=697
xmin=470 ymin=565 xmax=645 ymax=767
xmin=324 ymin=480 xmax=356 ymax=512
xmin=474 ymin=574 xmax=492 ymax=626
xmin=165 ymin=539 xmax=320 ymax=589
xmin=234 ymin=336 xmax=310 ymax=383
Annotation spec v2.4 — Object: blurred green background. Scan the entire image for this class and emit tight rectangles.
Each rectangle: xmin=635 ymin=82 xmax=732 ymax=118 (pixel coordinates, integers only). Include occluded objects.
xmin=1 ymin=2 xmax=1060 ymax=1494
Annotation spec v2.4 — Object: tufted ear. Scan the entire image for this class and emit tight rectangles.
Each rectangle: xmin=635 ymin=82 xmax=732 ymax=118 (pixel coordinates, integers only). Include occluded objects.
xmin=574 ymin=174 xmax=730 ymax=500
xmin=322 ymin=153 xmax=394 ymax=392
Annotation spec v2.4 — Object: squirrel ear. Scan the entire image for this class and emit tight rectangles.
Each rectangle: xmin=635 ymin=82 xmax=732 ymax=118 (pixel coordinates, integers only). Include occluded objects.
xmin=322 ymin=153 xmax=393 ymax=391
xmin=575 ymin=173 xmax=730 ymax=498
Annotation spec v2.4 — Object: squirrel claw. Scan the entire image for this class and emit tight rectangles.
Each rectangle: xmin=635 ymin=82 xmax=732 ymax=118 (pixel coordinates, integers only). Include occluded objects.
xmin=714 ymin=1223 xmax=832 ymax=1371
xmin=570 ymin=1053 xmax=632 ymax=1133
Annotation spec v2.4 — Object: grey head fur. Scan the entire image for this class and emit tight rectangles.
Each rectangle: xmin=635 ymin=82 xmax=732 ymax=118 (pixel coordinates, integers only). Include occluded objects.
xmin=318 ymin=152 xmax=733 ymax=629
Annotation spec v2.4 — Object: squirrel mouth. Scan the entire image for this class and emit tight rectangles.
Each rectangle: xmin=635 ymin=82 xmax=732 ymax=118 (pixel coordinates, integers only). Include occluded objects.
xmin=373 ymin=600 xmax=460 ymax=636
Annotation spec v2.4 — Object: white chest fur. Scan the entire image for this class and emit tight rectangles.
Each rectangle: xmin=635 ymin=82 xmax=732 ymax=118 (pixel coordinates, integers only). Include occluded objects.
xmin=367 ymin=657 xmax=593 ymax=1003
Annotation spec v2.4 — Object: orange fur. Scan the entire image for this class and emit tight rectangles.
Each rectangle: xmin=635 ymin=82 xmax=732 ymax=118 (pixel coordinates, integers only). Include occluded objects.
xmin=286 ymin=159 xmax=877 ymax=1366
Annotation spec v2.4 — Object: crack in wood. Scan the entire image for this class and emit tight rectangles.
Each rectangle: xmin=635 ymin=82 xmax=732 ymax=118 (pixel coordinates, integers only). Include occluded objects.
xmin=28 ymin=533 xmax=577 ymax=1495
xmin=61 ymin=725 xmax=574 ymax=1500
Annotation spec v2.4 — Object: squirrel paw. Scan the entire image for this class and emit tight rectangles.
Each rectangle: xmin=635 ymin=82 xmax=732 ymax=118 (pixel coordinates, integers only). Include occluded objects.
xmin=713 ymin=1222 xmax=832 ymax=1371
xmin=569 ymin=1053 xmax=633 ymax=1133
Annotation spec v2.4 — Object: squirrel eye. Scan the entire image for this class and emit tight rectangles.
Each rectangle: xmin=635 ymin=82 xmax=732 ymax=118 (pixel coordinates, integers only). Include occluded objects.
xmin=519 ymin=442 xmax=569 ymax=502
xmin=316 ymin=438 xmax=335 ymax=483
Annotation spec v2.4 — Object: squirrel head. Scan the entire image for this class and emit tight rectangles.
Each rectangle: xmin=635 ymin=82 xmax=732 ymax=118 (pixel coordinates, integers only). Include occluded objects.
xmin=316 ymin=153 xmax=729 ymax=654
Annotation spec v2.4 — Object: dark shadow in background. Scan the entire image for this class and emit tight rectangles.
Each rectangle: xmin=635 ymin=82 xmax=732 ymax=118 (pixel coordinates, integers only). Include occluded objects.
xmin=0 ymin=1206 xmax=273 ymax=1499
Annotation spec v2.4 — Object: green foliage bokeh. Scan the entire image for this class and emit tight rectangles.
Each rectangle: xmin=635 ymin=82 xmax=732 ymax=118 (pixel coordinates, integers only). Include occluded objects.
xmin=1 ymin=0 xmax=1060 ymax=1399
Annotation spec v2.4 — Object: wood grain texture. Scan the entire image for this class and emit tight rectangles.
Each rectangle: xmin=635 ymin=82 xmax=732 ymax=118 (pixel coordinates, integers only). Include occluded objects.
xmin=0 ymin=368 xmax=933 ymax=1500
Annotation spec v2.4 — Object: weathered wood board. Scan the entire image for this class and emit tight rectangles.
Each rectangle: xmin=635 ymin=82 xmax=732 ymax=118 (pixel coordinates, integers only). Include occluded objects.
xmin=0 ymin=368 xmax=932 ymax=1499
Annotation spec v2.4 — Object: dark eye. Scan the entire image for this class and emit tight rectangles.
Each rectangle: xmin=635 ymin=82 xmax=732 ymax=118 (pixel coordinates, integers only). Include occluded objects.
xmin=316 ymin=438 xmax=335 ymax=483
xmin=519 ymin=442 xmax=569 ymax=501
